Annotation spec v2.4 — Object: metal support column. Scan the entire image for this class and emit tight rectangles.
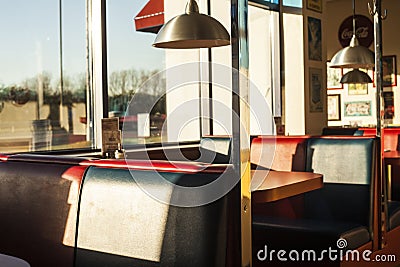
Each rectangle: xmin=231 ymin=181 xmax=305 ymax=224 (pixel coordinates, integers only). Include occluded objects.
xmin=369 ymin=0 xmax=388 ymax=250
xmin=231 ymin=0 xmax=251 ymax=265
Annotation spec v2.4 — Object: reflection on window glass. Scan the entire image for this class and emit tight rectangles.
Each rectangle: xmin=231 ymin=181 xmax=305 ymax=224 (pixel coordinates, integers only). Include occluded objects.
xmin=283 ymin=0 xmax=302 ymax=8
xmin=266 ymin=0 xmax=279 ymax=4
xmin=248 ymin=6 xmax=280 ymax=135
xmin=107 ymin=0 xmax=166 ymax=145
xmin=249 ymin=0 xmax=279 ymax=10
xmin=0 ymin=0 xmax=90 ymax=153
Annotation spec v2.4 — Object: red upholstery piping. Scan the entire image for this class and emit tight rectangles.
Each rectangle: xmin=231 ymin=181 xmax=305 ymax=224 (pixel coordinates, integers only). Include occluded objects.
xmin=62 ymin=165 xmax=88 ymax=183
xmin=79 ymin=159 xmax=231 ymax=174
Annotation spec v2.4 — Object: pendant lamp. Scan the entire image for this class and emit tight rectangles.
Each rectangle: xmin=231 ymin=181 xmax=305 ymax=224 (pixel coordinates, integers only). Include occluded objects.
xmin=330 ymin=0 xmax=374 ymax=69
xmin=153 ymin=0 xmax=230 ymax=49
xmin=340 ymin=68 xmax=372 ymax=84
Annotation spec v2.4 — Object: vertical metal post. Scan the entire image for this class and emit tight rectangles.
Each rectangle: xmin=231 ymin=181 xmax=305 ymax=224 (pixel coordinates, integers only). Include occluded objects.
xmin=207 ymin=0 xmax=213 ymax=136
xmin=231 ymin=0 xmax=251 ymax=266
xmin=372 ymin=0 xmax=387 ymax=249
xmin=86 ymin=0 xmax=94 ymax=143
xmin=101 ymin=0 xmax=109 ymax=118
xmin=59 ymin=0 xmax=64 ymax=126
xmin=374 ymin=2 xmax=383 ymax=138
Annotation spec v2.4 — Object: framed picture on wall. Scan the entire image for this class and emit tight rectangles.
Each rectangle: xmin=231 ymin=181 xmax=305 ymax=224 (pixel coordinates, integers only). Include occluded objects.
xmin=307 ymin=0 xmax=322 ymax=13
xmin=348 ymin=83 xmax=368 ymax=95
xmin=382 ymin=55 xmax=397 ymax=87
xmin=344 ymin=101 xmax=372 ymax=117
xmin=373 ymin=55 xmax=397 ymax=87
xmin=327 ymin=64 xmax=343 ymax=89
xmin=308 ymin=17 xmax=322 ymax=61
xmin=383 ymin=91 xmax=394 ymax=119
xmin=328 ymin=94 xmax=341 ymax=121
xmin=309 ymin=68 xmax=323 ymax=112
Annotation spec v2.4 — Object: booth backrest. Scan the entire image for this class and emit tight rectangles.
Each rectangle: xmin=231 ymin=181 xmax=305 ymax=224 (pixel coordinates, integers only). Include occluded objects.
xmin=0 ymin=155 xmax=236 ymax=267
xmin=250 ymin=136 xmax=310 ymax=171
xmin=360 ymin=127 xmax=400 ymax=151
xmin=125 ymin=137 xmax=232 ymax=164
xmin=0 ymin=154 xmax=86 ymax=267
xmin=250 ymin=136 xmax=310 ymax=219
xmin=199 ymin=136 xmax=232 ymax=164
xmin=304 ymin=136 xmax=376 ymax=228
xmin=74 ymin=162 xmax=234 ymax=267
xmin=322 ymin=127 xmax=359 ymax=136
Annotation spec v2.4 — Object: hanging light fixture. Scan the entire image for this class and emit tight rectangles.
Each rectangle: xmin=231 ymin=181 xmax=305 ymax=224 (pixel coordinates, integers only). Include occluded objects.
xmin=153 ymin=0 xmax=230 ymax=49
xmin=330 ymin=0 xmax=374 ymax=68
xmin=340 ymin=68 xmax=372 ymax=83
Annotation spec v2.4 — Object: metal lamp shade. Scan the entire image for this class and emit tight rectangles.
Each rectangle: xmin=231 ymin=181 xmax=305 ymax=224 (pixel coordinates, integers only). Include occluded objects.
xmin=330 ymin=35 xmax=375 ymax=69
xmin=153 ymin=0 xmax=230 ymax=49
xmin=340 ymin=68 xmax=372 ymax=84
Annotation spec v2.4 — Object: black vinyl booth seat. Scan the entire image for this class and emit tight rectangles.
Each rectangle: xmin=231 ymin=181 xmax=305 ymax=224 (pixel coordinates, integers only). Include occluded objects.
xmin=302 ymin=137 xmax=376 ymax=246
xmin=252 ymin=137 xmax=377 ymax=265
xmin=74 ymin=163 xmax=234 ymax=267
xmin=0 ymin=152 xmax=236 ymax=267
xmin=388 ymin=200 xmax=400 ymax=230
xmin=0 ymin=154 xmax=87 ymax=267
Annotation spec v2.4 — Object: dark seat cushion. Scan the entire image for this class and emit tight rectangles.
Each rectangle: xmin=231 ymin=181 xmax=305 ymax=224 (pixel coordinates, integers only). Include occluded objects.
xmin=253 ymin=216 xmax=370 ymax=251
xmin=304 ymin=184 xmax=370 ymax=226
xmin=75 ymin=166 xmax=230 ymax=267
xmin=388 ymin=200 xmax=400 ymax=230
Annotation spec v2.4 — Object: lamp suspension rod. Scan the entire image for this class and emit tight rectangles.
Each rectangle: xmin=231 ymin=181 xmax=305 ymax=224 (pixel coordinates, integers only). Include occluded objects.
xmin=374 ymin=0 xmax=383 ymax=138
xmin=353 ymin=0 xmax=356 ymax=35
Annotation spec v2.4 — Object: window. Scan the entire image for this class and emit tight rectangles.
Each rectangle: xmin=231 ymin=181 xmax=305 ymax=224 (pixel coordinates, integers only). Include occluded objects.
xmin=283 ymin=0 xmax=302 ymax=8
xmin=106 ymin=0 xmax=166 ymax=145
xmin=250 ymin=0 xmax=279 ymax=11
xmin=0 ymin=0 xmax=90 ymax=152
xmin=263 ymin=0 xmax=279 ymax=4
xmin=248 ymin=5 xmax=281 ymax=135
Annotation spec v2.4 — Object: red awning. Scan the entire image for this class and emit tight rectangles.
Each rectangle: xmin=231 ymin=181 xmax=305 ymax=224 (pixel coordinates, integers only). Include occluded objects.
xmin=134 ymin=0 xmax=164 ymax=34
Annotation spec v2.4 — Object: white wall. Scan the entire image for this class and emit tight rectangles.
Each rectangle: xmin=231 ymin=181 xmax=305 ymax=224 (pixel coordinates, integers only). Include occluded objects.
xmin=326 ymin=0 xmax=400 ymax=127
xmin=284 ymin=12 xmax=306 ymax=135
xmin=164 ymin=0 xmax=202 ymax=142
xmin=164 ymin=0 xmax=235 ymax=140
xmin=210 ymin=0 xmax=233 ymax=136
xmin=248 ymin=6 xmax=277 ymax=135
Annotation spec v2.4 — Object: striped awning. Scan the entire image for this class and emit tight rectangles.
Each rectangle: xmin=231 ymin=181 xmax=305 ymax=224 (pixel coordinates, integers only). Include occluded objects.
xmin=134 ymin=0 xmax=164 ymax=34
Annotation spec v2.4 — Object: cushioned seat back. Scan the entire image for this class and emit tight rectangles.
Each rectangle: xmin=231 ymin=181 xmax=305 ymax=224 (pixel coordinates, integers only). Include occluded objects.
xmin=0 ymin=154 xmax=86 ymax=267
xmin=75 ymin=165 xmax=230 ymax=267
xmin=199 ymin=136 xmax=232 ymax=164
xmin=304 ymin=137 xmax=376 ymax=228
xmin=322 ymin=127 xmax=359 ymax=135
xmin=250 ymin=136 xmax=309 ymax=171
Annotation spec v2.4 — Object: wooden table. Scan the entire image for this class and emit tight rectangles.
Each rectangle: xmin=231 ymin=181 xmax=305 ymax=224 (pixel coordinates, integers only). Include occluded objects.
xmin=384 ymin=151 xmax=400 ymax=166
xmin=251 ymin=170 xmax=323 ymax=203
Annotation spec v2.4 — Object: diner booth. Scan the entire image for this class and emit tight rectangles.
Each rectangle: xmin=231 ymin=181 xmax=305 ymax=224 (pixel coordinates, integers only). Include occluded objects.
xmin=0 ymin=0 xmax=400 ymax=267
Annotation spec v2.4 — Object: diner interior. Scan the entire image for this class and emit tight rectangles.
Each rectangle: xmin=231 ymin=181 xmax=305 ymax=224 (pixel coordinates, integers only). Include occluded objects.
xmin=0 ymin=0 xmax=400 ymax=266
